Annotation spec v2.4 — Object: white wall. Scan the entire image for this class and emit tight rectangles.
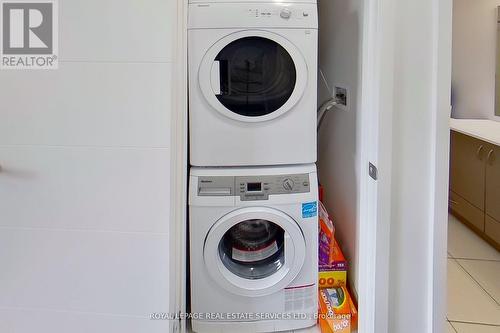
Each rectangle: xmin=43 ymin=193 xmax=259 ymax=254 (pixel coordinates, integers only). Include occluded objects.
xmin=317 ymin=0 xmax=364 ymax=297
xmin=0 ymin=1 xmax=179 ymax=332
xmin=452 ymin=0 xmax=500 ymax=121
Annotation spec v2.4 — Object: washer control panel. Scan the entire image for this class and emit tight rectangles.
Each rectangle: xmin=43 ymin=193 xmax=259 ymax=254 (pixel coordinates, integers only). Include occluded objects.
xmin=198 ymin=173 xmax=310 ymax=201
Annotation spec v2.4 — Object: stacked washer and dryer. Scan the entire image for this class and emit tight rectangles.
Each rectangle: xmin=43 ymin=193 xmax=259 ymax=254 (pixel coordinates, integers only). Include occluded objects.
xmin=188 ymin=0 xmax=319 ymax=332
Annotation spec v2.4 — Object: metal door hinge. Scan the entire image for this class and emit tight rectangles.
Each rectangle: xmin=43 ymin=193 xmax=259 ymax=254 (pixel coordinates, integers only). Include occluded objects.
xmin=369 ymin=162 xmax=378 ymax=180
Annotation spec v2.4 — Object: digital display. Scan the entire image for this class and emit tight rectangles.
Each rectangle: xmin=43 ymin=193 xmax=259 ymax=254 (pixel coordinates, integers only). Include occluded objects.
xmin=247 ymin=182 xmax=262 ymax=192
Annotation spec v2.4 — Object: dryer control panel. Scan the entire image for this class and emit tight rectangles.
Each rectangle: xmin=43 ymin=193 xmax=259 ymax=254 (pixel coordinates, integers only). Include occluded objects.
xmin=188 ymin=3 xmax=318 ymax=30
xmin=198 ymin=173 xmax=310 ymax=201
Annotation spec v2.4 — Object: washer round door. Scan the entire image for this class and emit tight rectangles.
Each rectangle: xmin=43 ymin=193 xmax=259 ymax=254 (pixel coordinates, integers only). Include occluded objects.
xmin=203 ymin=207 xmax=306 ymax=297
xmin=198 ymin=30 xmax=308 ymax=122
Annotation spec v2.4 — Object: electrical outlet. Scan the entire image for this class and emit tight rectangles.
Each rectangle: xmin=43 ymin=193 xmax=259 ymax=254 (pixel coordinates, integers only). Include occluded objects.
xmin=333 ymin=85 xmax=349 ymax=111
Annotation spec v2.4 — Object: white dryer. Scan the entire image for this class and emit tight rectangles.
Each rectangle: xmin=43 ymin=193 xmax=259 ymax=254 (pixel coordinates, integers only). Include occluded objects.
xmin=189 ymin=164 xmax=318 ymax=332
xmin=188 ymin=1 xmax=318 ymax=166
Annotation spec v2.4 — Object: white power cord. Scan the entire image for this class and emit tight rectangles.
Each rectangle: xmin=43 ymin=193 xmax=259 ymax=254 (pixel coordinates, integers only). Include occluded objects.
xmin=317 ymin=98 xmax=338 ymax=130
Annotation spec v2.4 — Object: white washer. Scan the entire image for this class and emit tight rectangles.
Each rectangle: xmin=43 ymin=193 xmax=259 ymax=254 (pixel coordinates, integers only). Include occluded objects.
xmin=188 ymin=1 xmax=318 ymax=166
xmin=189 ymin=164 xmax=318 ymax=332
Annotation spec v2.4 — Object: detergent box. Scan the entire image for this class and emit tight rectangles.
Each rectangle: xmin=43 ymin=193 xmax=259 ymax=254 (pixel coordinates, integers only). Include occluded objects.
xmin=318 ymin=201 xmax=335 ymax=265
xmin=318 ymin=238 xmax=347 ymax=288
xmin=318 ymin=286 xmax=358 ymax=333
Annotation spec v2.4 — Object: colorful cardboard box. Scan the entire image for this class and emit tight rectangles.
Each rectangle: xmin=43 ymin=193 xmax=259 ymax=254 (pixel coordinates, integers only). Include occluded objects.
xmin=318 ymin=287 xmax=358 ymax=333
xmin=318 ymin=201 xmax=335 ymax=265
xmin=318 ymin=238 xmax=347 ymax=288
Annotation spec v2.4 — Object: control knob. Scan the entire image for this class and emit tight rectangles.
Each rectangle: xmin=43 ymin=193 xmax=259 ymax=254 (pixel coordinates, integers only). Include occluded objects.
xmin=280 ymin=8 xmax=292 ymax=19
xmin=283 ymin=178 xmax=294 ymax=191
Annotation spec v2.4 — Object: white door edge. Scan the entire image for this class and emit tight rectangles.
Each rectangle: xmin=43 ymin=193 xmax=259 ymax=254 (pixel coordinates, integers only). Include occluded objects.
xmin=357 ymin=0 xmax=395 ymax=332
xmin=428 ymin=0 xmax=452 ymax=332
xmin=362 ymin=0 xmax=452 ymax=332
xmin=170 ymin=0 xmax=189 ymax=323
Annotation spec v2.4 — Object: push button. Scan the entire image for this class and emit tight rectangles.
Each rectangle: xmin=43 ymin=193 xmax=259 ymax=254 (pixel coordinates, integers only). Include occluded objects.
xmin=199 ymin=188 xmax=231 ymax=196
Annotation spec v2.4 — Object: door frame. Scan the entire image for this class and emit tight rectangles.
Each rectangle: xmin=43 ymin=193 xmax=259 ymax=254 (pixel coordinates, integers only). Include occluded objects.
xmin=360 ymin=0 xmax=452 ymax=332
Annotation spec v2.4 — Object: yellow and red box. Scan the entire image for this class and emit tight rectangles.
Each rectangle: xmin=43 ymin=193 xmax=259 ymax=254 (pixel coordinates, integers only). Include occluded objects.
xmin=318 ymin=238 xmax=347 ymax=288
xmin=318 ymin=286 xmax=358 ymax=333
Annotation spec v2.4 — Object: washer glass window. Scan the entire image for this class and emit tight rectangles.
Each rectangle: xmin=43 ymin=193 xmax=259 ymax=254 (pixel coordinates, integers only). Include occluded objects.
xmin=219 ymin=219 xmax=285 ymax=280
xmin=215 ymin=37 xmax=297 ymax=117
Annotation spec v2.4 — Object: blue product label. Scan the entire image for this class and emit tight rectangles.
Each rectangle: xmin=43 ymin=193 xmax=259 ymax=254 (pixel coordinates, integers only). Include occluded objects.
xmin=302 ymin=201 xmax=318 ymax=218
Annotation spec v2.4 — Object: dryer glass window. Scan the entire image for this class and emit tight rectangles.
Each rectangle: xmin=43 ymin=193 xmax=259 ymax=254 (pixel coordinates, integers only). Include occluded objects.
xmin=219 ymin=219 xmax=285 ymax=280
xmin=215 ymin=37 xmax=297 ymax=117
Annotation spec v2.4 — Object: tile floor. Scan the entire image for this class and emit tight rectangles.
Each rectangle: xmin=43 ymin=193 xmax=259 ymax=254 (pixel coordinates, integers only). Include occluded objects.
xmin=447 ymin=214 xmax=500 ymax=333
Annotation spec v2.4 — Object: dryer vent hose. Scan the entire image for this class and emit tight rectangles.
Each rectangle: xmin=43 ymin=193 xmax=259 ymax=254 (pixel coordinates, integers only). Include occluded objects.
xmin=317 ymin=98 xmax=338 ymax=130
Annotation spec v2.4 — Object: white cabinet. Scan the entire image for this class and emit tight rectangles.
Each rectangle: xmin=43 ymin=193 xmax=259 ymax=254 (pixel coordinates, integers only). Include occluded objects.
xmin=0 ymin=146 xmax=170 ymax=233
xmin=0 ymin=63 xmax=172 ymax=147
xmin=0 ymin=228 xmax=170 ymax=323
xmin=59 ymin=0 xmax=177 ymax=62
xmin=0 ymin=148 xmax=173 ymax=332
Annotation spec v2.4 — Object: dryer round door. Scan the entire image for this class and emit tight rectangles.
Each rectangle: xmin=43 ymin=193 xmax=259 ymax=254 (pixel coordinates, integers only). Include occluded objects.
xmin=199 ymin=30 xmax=308 ymax=122
xmin=203 ymin=207 xmax=306 ymax=297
